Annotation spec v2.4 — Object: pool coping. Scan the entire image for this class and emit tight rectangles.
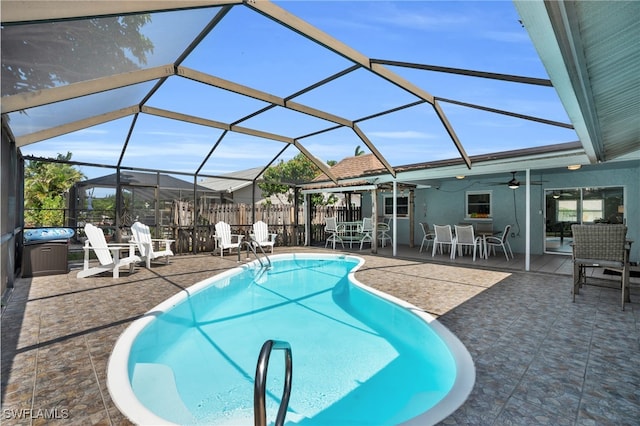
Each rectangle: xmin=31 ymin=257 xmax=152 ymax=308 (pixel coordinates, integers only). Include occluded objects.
xmin=347 ymin=257 xmax=476 ymax=425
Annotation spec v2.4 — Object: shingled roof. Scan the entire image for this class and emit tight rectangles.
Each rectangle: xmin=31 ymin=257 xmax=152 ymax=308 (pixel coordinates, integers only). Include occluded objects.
xmin=313 ymin=154 xmax=385 ymax=184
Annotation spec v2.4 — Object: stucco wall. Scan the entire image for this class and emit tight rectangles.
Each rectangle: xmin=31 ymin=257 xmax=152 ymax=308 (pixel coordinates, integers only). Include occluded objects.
xmin=367 ymin=160 xmax=639 ymax=261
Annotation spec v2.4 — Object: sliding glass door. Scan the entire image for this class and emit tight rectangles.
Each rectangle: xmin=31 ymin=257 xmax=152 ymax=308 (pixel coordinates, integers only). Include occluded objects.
xmin=544 ymin=186 xmax=624 ymax=254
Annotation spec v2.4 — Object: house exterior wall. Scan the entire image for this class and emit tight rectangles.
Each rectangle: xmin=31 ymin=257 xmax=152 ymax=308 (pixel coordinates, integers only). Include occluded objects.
xmin=231 ymin=185 xmax=261 ymax=205
xmin=364 ymin=160 xmax=639 ymax=261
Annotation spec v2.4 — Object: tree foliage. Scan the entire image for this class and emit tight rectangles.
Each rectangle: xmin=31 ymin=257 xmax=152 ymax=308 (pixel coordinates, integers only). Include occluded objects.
xmin=24 ymin=153 xmax=85 ymax=227
xmin=2 ymin=15 xmax=153 ymax=95
xmin=259 ymin=153 xmax=337 ymax=205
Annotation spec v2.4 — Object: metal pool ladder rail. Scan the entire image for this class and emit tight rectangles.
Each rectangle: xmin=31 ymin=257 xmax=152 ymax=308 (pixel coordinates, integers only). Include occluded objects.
xmin=240 ymin=239 xmax=272 ymax=270
xmin=254 ymin=340 xmax=293 ymax=426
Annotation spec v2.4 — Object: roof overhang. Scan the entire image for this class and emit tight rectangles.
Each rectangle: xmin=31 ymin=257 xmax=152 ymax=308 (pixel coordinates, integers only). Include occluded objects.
xmin=514 ymin=0 xmax=640 ymax=164
xmin=301 ymin=184 xmax=377 ymax=195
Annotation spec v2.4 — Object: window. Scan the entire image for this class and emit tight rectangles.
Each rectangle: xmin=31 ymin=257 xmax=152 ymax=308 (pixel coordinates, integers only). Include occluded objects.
xmin=557 ymin=200 xmax=578 ymax=222
xmin=582 ymin=199 xmax=604 ymax=222
xmin=383 ymin=195 xmax=409 ymax=217
xmin=465 ymin=191 xmax=492 ymax=219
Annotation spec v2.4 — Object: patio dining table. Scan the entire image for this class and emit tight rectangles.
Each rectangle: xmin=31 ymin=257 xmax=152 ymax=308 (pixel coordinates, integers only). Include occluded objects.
xmin=475 ymin=229 xmax=496 ymax=259
xmin=338 ymin=221 xmax=363 ymax=248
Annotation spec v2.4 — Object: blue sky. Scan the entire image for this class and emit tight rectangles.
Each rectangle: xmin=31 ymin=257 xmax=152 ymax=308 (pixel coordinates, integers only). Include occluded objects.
xmin=16 ymin=1 xmax=576 ymax=182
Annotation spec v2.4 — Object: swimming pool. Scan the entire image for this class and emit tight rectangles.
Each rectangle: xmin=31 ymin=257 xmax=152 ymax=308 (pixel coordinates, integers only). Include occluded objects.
xmin=108 ymin=253 xmax=475 ymax=425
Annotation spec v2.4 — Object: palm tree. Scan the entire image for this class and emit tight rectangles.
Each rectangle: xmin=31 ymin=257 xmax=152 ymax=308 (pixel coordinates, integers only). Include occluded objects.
xmin=354 ymin=145 xmax=365 ymax=156
xmin=24 ymin=152 xmax=84 ymax=226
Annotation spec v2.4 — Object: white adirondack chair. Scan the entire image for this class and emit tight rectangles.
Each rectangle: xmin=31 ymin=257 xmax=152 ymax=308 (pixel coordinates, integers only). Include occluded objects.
xmin=130 ymin=221 xmax=174 ymax=268
xmin=78 ymin=223 xmax=141 ymax=278
xmin=250 ymin=220 xmax=277 ymax=253
xmin=214 ymin=221 xmax=244 ymax=258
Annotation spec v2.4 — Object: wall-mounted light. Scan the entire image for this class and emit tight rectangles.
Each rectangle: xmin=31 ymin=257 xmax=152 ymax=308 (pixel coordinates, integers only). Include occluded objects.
xmin=567 ymin=164 xmax=582 ymax=170
xmin=552 ymin=192 xmax=560 ymax=199
xmin=455 ymin=175 xmax=465 ymax=180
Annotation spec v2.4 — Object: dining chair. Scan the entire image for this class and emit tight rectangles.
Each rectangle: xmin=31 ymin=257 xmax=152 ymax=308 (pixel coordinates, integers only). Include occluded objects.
xmin=485 ymin=224 xmax=514 ymax=261
xmin=419 ymin=222 xmax=435 ymax=253
xmin=358 ymin=217 xmax=374 ymax=249
xmin=475 ymin=221 xmax=494 ymax=235
xmin=377 ymin=221 xmax=392 ymax=247
xmin=432 ymin=224 xmax=456 ymax=258
xmin=324 ymin=217 xmax=344 ymax=250
xmin=453 ymin=224 xmax=483 ymax=261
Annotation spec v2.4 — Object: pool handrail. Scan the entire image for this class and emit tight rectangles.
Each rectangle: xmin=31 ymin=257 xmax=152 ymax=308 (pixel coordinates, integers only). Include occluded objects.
xmin=240 ymin=238 xmax=272 ymax=269
xmin=254 ymin=339 xmax=293 ymax=426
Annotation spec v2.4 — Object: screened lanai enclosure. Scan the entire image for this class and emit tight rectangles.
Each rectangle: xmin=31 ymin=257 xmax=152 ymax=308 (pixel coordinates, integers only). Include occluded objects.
xmin=2 ymin=1 xmax=639 ymax=293
xmin=71 ymin=171 xmax=221 ymax=249
xmin=3 ymin=1 xmax=587 ymax=185
xmin=69 ymin=170 xmax=320 ymax=253
xmin=3 ymin=1 xmax=580 ymax=255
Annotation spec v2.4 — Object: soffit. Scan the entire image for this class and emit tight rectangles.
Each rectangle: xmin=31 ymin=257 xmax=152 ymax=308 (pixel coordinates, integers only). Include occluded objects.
xmin=515 ymin=0 xmax=640 ymax=163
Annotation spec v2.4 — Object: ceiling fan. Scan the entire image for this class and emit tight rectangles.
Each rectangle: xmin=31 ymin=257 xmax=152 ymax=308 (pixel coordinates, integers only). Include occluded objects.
xmin=487 ymin=172 xmax=545 ymax=189
xmin=551 ymin=190 xmax=575 ymax=199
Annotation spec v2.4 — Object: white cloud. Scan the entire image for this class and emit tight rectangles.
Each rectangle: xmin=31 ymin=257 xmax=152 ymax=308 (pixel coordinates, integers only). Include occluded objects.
xmin=141 ymin=130 xmax=212 ymax=139
xmin=367 ymin=3 xmax=470 ymax=30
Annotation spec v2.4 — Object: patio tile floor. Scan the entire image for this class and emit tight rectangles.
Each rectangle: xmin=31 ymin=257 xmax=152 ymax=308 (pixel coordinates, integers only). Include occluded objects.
xmin=1 ymin=246 xmax=638 ymax=425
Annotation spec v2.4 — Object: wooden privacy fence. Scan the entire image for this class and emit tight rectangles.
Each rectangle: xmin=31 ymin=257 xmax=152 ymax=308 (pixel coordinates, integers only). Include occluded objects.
xmin=167 ymin=204 xmax=362 ymax=254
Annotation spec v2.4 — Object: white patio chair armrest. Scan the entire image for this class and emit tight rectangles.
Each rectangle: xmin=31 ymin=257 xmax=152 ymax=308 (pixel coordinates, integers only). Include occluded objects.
xmin=269 ymin=233 xmax=278 ymax=242
xmin=107 ymin=245 xmax=123 ymax=259
xmin=105 ymin=243 xmax=135 ymax=249
xmin=106 ymin=242 xmax=137 ymax=256
xmin=151 ymin=238 xmax=175 ymax=249
xmin=82 ymin=241 xmax=92 ymax=261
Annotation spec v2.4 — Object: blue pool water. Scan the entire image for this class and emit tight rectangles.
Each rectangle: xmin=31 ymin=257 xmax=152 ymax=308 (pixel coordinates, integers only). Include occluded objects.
xmin=108 ymin=254 xmax=474 ymax=425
